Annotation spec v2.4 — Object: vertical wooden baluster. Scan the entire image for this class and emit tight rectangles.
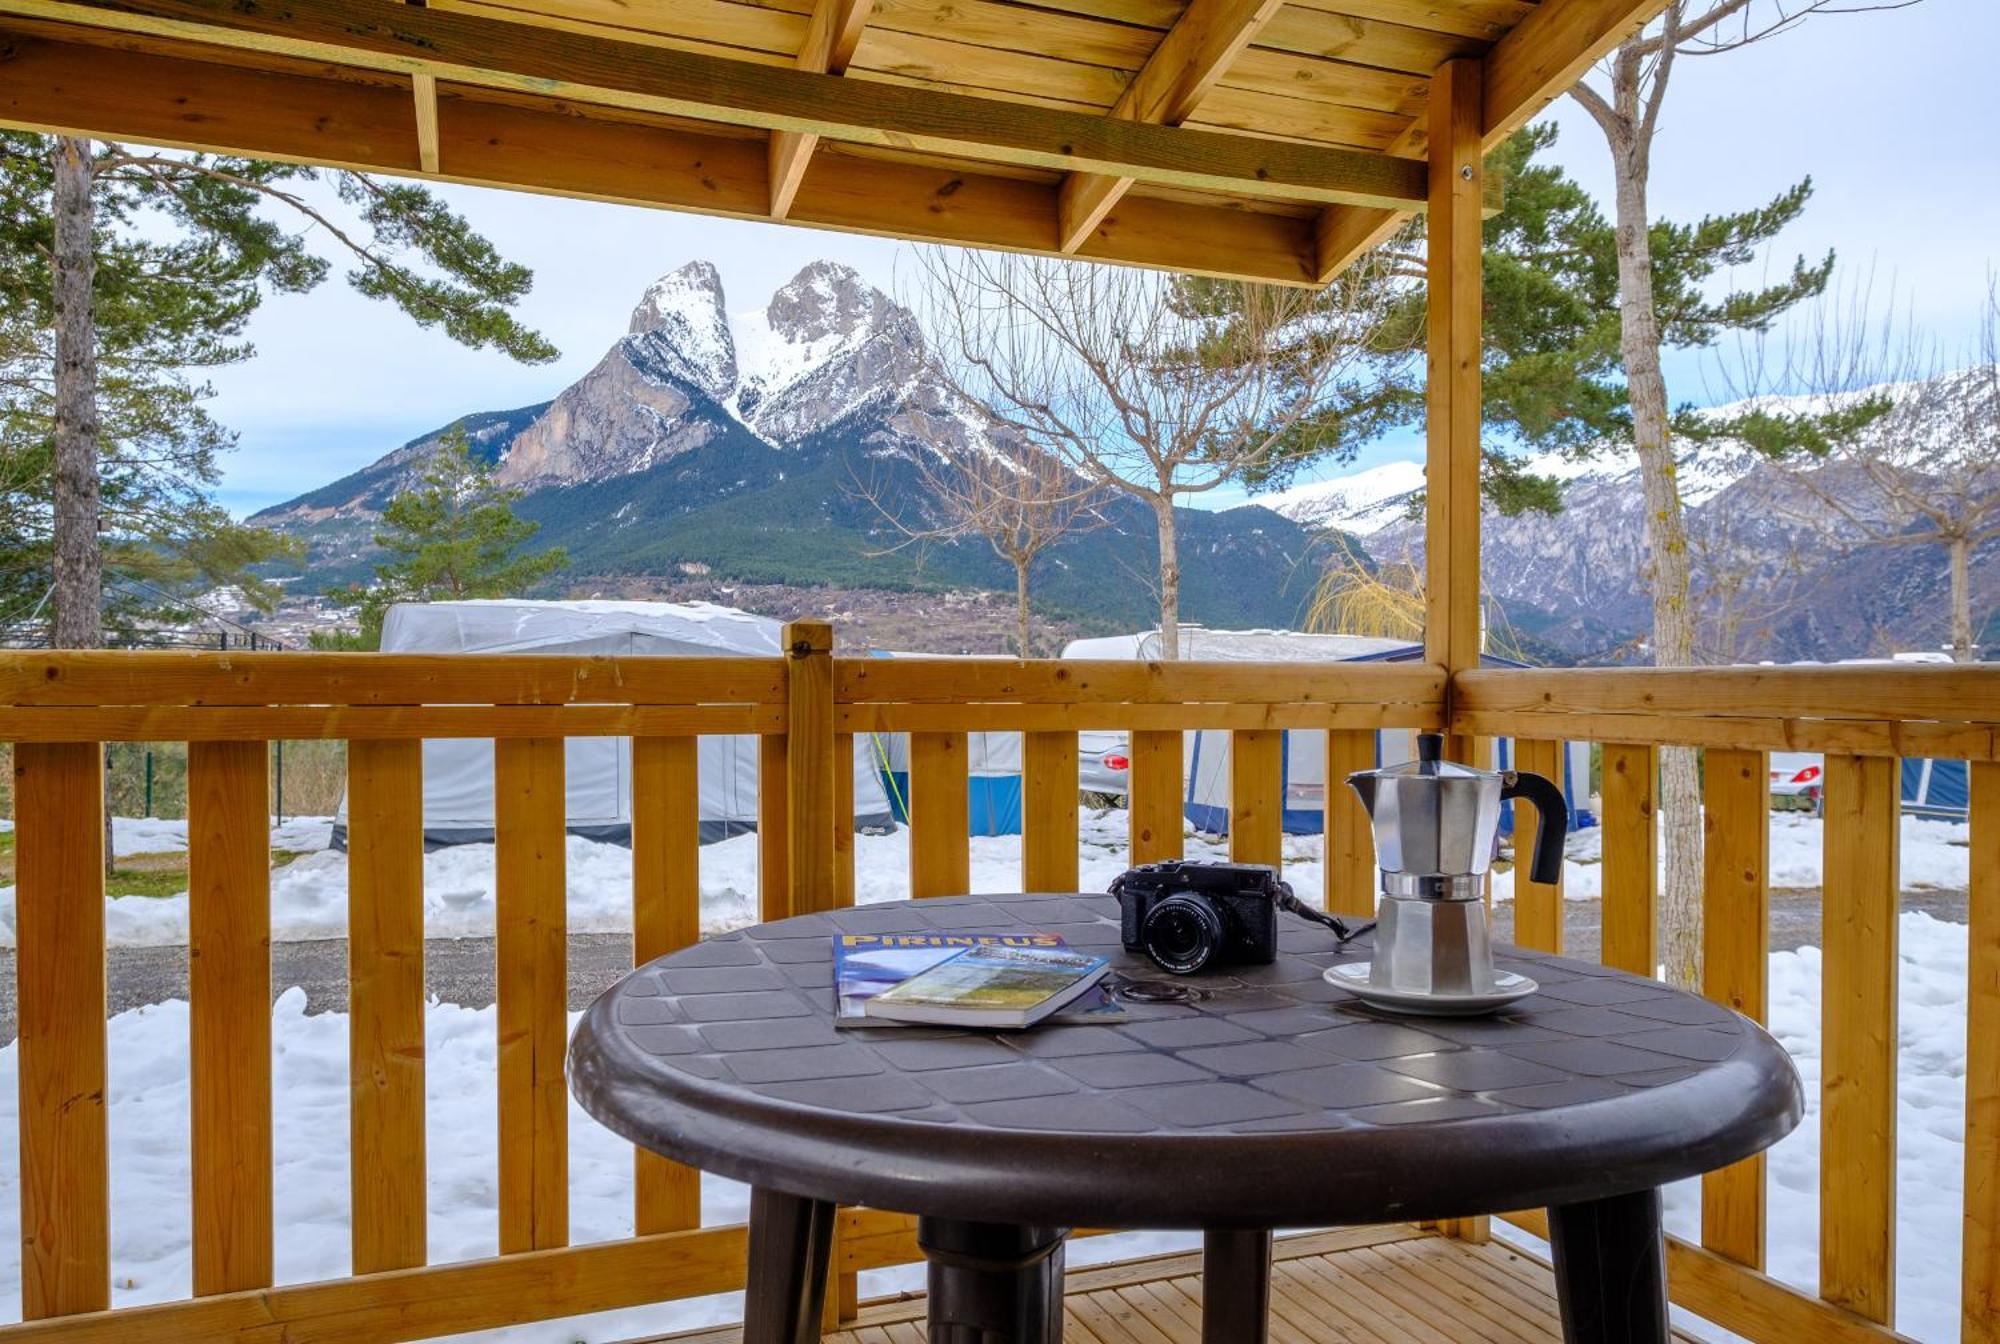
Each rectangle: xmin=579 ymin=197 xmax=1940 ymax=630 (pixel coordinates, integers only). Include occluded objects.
xmin=346 ymin=737 xmax=427 ymax=1273
xmin=1511 ymin=737 xmax=1565 ymax=954
xmin=188 ymin=740 xmax=273 ymax=1295
xmin=1701 ymin=746 xmax=1769 ymax=1270
xmin=1023 ymin=731 xmax=1079 ymax=892
xmin=15 ymin=742 xmax=108 ymax=1318
xmin=1229 ymin=729 xmax=1283 ymax=870
xmin=1820 ymin=752 xmax=1899 ymax=1322
xmin=909 ymin=731 xmax=970 ymax=897
xmin=834 ymin=732 xmax=857 ymax=910
xmin=631 ymin=735 xmax=700 ymax=1235
xmin=1600 ymin=743 xmax=1658 ymax=978
xmin=759 ymin=732 xmax=790 ymax=923
xmin=1325 ymin=728 xmax=1376 ymax=917
xmin=1968 ymin=759 xmax=1999 ymax=1344
xmin=1129 ymin=729 xmax=1184 ymax=867
xmin=496 ymin=736 xmax=569 ymax=1254
xmin=784 ymin=620 xmax=837 ymax=917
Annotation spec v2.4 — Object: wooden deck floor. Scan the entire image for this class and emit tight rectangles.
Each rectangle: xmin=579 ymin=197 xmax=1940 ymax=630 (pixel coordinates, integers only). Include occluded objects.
xmin=651 ymin=1224 xmax=1659 ymax=1344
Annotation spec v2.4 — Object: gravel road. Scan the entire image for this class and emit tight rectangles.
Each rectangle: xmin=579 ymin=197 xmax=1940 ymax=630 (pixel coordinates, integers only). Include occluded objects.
xmin=0 ymin=886 xmax=1969 ymax=1043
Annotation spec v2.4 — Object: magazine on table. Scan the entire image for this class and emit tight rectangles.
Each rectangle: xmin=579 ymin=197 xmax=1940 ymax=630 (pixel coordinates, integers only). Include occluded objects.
xmin=832 ymin=931 xmax=1126 ymax=1027
xmin=864 ymin=943 xmax=1110 ymax=1028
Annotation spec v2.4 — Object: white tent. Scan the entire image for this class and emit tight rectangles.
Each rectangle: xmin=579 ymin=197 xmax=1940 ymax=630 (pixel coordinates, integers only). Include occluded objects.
xmin=333 ymin=600 xmax=894 ymax=847
xmin=1061 ymin=627 xmax=1595 ymax=837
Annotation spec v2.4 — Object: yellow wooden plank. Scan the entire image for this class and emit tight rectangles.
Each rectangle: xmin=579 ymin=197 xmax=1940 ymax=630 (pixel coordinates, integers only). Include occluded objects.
xmin=495 ymin=736 xmax=569 ymax=1254
xmin=13 ymin=742 xmax=109 ymax=1319
xmin=1421 ymin=56 xmax=1481 ymax=677
xmin=1967 ymin=760 xmax=2000 ymax=1344
xmin=187 ymin=739 xmax=274 ymax=1295
xmin=1700 ymin=746 xmax=1769 ymax=1269
xmin=1129 ymin=729 xmax=1184 ymax=866
xmin=1599 ymin=741 xmax=1656 ymax=976
xmin=909 ymin=730 xmax=971 ymax=896
xmin=759 ymin=732 xmax=790 ymax=922
xmin=784 ymin=619 xmax=840 ymax=915
xmin=1820 ymin=752 xmax=1899 ymax=1322
xmin=768 ymin=0 xmax=874 ymax=218
xmin=835 ymin=731 xmax=858 ymax=909
xmin=839 ymin=701 xmax=1436 ymax=733
xmin=345 ymin=738 xmax=427 ymax=1274
xmin=837 ymin=656 xmax=1443 ymax=706
xmin=1509 ymin=737 xmax=1563 ymax=954
xmin=1453 ymin=664 xmax=2000 ymax=727
xmin=1325 ymin=728 xmax=1376 ymax=917
xmin=1480 ymin=0 xmax=1667 ymax=147
xmin=1023 ymin=730 xmax=1081 ymax=891
xmin=1229 ymin=728 xmax=1283 ymax=869
xmin=411 ymin=69 xmax=439 ymax=171
xmin=630 ymin=735 xmax=701 ymax=1235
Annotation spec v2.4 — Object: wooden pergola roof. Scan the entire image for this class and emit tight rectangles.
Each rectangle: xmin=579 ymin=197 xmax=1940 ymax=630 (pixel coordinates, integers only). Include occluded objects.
xmin=0 ymin=0 xmax=1663 ymax=283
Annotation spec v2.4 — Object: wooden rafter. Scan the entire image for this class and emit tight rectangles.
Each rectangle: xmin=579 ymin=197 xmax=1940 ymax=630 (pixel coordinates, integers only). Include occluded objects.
xmin=1311 ymin=0 xmax=1672 ymax=281
xmin=1056 ymin=0 xmax=1283 ymax=254
xmin=0 ymin=0 xmax=1430 ymax=213
xmin=0 ymin=28 xmax=1323 ymax=284
xmin=769 ymin=0 xmax=873 ymax=221
xmin=410 ymin=70 xmax=439 ymax=175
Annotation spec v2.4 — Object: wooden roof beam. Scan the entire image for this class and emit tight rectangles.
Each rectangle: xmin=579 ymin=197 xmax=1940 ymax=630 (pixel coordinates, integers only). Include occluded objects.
xmin=2 ymin=0 xmax=1429 ymax=213
xmin=0 ymin=27 xmax=1322 ymax=285
xmin=411 ymin=71 xmax=440 ymax=174
xmin=1310 ymin=0 xmax=1670 ymax=283
xmin=1056 ymin=0 xmax=1283 ymax=254
xmin=769 ymin=0 xmax=873 ymax=221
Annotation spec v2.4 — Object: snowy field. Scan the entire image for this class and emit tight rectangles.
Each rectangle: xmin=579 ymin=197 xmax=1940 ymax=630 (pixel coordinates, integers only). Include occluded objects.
xmin=0 ymin=807 xmax=1978 ymax=1340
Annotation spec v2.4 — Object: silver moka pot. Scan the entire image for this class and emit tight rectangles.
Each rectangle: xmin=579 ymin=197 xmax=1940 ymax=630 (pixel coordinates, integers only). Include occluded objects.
xmin=1334 ymin=733 xmax=1567 ymax=1012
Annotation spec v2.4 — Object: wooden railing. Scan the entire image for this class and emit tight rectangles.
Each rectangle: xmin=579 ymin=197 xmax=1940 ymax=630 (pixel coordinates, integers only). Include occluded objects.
xmin=0 ymin=646 xmax=1992 ymax=1344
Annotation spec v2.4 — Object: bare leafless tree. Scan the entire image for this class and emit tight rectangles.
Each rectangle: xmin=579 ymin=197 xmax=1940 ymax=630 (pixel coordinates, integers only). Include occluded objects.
xmin=861 ymin=431 xmax=1109 ymax=657
xmin=909 ymin=249 xmax=1409 ymax=658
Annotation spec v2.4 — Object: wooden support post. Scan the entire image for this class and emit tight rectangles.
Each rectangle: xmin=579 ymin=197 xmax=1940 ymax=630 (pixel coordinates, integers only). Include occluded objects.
xmin=1422 ymin=56 xmax=1484 ymax=682
xmin=1424 ymin=58 xmax=1485 ymax=1251
xmin=1968 ymin=760 xmax=1999 ymax=1344
xmin=411 ymin=70 xmax=440 ymax=173
xmin=785 ymin=619 xmax=838 ymax=917
xmin=1129 ymin=729 xmax=1184 ymax=866
xmin=345 ymin=738 xmax=427 ymax=1274
xmin=188 ymin=740 xmax=274 ymax=1295
xmin=1325 ymin=729 xmax=1376 ymax=916
xmin=1511 ymin=737 xmax=1564 ymax=954
xmin=910 ymin=731 xmax=971 ymax=897
xmin=1820 ymin=753 xmax=1898 ymax=1323
xmin=1229 ymin=729 xmax=1283 ymax=870
xmin=760 ymin=733 xmax=791 ymax=923
xmin=496 ymin=737 xmax=569 ymax=1254
xmin=1701 ymin=747 xmax=1769 ymax=1270
xmin=835 ymin=732 xmax=857 ymax=909
xmin=14 ymin=742 xmax=109 ymax=1318
xmin=1023 ymin=731 xmax=1080 ymax=892
xmin=631 ymin=734 xmax=702 ymax=1235
xmin=1600 ymin=742 xmax=1657 ymax=977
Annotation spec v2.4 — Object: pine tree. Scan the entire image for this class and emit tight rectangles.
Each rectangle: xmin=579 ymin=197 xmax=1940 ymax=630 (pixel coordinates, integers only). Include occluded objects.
xmin=0 ymin=133 xmax=558 ymax=647
xmin=356 ymin=427 xmax=567 ymax=646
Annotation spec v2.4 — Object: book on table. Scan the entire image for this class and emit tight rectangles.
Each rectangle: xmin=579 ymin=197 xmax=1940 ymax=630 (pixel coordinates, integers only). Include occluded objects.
xmin=862 ymin=942 xmax=1111 ymax=1029
xmin=833 ymin=931 xmax=1125 ymax=1027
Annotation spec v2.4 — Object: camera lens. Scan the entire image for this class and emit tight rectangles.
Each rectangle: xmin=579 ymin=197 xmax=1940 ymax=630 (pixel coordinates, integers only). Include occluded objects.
xmin=1140 ymin=893 xmax=1224 ymax=975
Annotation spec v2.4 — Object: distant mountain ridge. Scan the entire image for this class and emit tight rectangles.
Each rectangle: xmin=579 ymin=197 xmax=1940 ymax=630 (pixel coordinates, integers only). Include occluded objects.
xmin=255 ymin=261 xmax=1325 ymax=632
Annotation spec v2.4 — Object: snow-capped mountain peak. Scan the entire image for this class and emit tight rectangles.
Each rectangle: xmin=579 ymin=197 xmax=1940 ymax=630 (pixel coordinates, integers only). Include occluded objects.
xmin=1260 ymin=458 xmax=1425 ymax=536
xmin=626 ymin=260 xmax=737 ymax=402
xmin=730 ymin=261 xmax=925 ymax=440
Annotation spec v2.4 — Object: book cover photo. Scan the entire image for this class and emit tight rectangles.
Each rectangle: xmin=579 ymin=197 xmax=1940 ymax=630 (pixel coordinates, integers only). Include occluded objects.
xmin=832 ymin=931 xmax=1125 ymax=1026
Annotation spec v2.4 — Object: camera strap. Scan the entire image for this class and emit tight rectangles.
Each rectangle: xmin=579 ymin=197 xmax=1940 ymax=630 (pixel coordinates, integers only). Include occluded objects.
xmin=1275 ymin=890 xmax=1374 ymax=946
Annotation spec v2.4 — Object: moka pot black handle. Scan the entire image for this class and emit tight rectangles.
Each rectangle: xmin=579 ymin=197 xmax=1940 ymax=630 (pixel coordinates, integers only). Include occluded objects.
xmin=1502 ymin=769 xmax=1568 ymax=886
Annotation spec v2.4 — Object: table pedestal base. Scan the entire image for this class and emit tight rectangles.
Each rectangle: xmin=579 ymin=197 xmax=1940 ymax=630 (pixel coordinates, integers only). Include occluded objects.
xmin=1547 ymin=1187 xmax=1670 ymax=1344
xmin=744 ymin=1188 xmax=835 ymax=1344
xmin=918 ymin=1218 xmax=1068 ymax=1344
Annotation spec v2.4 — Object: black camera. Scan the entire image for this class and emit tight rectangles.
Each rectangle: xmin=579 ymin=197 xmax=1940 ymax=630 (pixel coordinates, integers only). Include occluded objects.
xmin=1111 ymin=860 xmax=1285 ymax=975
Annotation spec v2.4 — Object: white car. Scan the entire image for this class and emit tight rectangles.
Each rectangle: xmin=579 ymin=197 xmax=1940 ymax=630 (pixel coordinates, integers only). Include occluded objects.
xmin=1768 ymin=752 xmax=1824 ymax=807
xmin=1078 ymin=731 xmax=1131 ymax=799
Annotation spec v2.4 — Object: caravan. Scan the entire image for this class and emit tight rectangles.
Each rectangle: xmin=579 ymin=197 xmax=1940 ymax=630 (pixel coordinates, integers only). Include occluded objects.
xmin=334 ymin=600 xmax=895 ymax=847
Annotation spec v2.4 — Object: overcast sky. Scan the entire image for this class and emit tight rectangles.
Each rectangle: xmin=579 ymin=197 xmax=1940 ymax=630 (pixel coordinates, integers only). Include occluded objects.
xmin=202 ymin=0 xmax=1995 ymax=517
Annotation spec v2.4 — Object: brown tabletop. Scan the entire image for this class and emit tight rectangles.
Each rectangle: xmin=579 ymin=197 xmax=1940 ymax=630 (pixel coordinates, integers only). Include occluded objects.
xmin=569 ymin=891 xmax=1802 ymax=1231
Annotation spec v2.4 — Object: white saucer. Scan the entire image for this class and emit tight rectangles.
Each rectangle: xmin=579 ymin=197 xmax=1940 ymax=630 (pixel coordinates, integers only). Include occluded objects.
xmin=1322 ymin=963 xmax=1539 ymax=1017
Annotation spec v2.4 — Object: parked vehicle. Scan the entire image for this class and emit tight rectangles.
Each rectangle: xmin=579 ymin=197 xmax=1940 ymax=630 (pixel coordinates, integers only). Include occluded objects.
xmin=1769 ymin=753 xmax=1825 ymax=810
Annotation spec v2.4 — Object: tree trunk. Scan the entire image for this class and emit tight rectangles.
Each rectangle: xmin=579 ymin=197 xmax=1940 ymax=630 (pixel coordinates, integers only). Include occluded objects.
xmin=1612 ymin=141 xmax=1701 ymax=989
xmin=51 ymin=136 xmax=103 ymax=651
xmin=1151 ymin=495 xmax=1181 ymax=661
xmin=1949 ymin=532 xmax=1973 ymax=661
xmin=1014 ymin=557 xmax=1033 ymax=659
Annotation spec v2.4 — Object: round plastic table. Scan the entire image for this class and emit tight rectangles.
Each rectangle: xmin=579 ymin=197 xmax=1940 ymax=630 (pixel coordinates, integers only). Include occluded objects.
xmin=570 ymin=892 xmax=1801 ymax=1344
